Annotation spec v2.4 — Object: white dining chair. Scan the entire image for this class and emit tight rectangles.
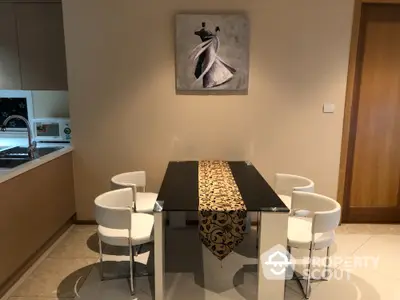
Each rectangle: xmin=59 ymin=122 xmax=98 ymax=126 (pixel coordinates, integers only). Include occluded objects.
xmin=94 ymin=188 xmax=154 ymax=295
xmin=274 ymin=173 xmax=315 ymax=209
xmin=256 ymin=173 xmax=315 ymax=238
xmin=111 ymin=171 xmax=158 ymax=214
xmin=287 ymin=191 xmax=341 ymax=299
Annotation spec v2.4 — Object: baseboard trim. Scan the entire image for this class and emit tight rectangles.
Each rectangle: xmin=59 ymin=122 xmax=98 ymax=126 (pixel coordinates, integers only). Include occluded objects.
xmin=0 ymin=215 xmax=75 ymax=299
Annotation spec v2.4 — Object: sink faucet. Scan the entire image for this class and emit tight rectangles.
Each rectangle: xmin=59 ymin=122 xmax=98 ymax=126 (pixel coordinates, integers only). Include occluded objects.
xmin=1 ymin=115 xmax=36 ymax=159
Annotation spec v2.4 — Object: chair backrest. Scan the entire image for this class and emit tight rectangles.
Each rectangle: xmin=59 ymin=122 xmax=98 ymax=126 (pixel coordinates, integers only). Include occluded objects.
xmin=274 ymin=173 xmax=314 ymax=196
xmin=111 ymin=171 xmax=146 ymax=191
xmin=291 ymin=191 xmax=341 ymax=235
xmin=94 ymin=188 xmax=133 ymax=230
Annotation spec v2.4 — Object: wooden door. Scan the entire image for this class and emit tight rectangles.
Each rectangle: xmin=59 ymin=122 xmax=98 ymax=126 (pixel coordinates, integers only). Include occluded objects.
xmin=345 ymin=4 xmax=400 ymax=223
xmin=15 ymin=2 xmax=68 ymax=90
xmin=0 ymin=4 xmax=22 ymax=89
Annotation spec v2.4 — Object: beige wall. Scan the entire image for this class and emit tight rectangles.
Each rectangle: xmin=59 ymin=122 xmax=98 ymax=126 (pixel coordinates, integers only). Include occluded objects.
xmin=62 ymin=0 xmax=355 ymax=220
xmin=32 ymin=90 xmax=69 ymax=118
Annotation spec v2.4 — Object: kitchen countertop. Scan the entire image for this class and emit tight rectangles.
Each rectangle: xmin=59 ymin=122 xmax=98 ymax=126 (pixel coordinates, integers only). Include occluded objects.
xmin=0 ymin=137 xmax=73 ymax=183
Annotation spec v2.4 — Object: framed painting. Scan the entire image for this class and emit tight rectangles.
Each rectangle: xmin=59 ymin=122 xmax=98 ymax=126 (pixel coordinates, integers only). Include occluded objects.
xmin=175 ymin=14 xmax=249 ymax=93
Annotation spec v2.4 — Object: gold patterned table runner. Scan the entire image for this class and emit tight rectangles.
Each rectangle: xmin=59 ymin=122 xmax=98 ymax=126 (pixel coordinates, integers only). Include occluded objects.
xmin=198 ymin=160 xmax=247 ymax=260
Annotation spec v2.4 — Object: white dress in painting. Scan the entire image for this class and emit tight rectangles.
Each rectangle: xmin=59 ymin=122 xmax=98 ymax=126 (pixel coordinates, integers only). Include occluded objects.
xmin=190 ymin=24 xmax=236 ymax=88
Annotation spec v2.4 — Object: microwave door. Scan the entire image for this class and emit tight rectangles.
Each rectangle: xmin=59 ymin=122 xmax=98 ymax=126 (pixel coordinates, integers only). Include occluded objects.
xmin=35 ymin=123 xmax=60 ymax=140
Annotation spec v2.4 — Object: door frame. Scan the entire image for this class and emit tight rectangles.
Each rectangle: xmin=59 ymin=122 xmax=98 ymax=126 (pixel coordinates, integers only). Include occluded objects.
xmin=337 ymin=0 xmax=400 ymax=222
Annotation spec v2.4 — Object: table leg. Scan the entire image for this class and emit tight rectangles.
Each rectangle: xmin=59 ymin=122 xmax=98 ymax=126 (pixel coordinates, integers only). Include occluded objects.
xmin=154 ymin=211 xmax=165 ymax=300
xmin=257 ymin=211 xmax=289 ymax=300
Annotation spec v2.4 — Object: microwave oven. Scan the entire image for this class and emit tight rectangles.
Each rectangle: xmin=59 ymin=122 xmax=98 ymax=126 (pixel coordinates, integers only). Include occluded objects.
xmin=32 ymin=118 xmax=71 ymax=142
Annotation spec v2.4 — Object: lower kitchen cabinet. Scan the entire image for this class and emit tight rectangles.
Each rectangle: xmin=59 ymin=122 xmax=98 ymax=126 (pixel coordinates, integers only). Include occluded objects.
xmin=0 ymin=153 xmax=75 ymax=292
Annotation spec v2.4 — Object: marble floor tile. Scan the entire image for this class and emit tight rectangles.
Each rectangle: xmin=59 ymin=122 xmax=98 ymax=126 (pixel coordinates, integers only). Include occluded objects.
xmin=48 ymin=226 xmax=99 ymax=259
xmin=310 ymin=266 xmax=400 ymax=300
xmin=290 ymin=233 xmax=372 ymax=280
xmin=12 ymin=258 xmax=97 ymax=298
xmin=77 ymin=268 xmax=304 ymax=300
xmin=72 ymin=226 xmax=305 ymax=300
xmin=69 ymin=225 xmax=97 ymax=234
xmin=351 ymin=234 xmax=400 ymax=280
xmin=337 ymin=224 xmax=400 ymax=235
xmin=8 ymin=224 xmax=400 ymax=300
xmin=76 ymin=263 xmax=153 ymax=300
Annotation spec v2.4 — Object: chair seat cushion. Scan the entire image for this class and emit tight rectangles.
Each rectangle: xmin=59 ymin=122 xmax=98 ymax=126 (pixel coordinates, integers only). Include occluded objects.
xmin=287 ymin=217 xmax=335 ymax=250
xmin=278 ymin=194 xmax=292 ymax=209
xmin=98 ymin=213 xmax=154 ymax=246
xmin=136 ymin=192 xmax=158 ymax=213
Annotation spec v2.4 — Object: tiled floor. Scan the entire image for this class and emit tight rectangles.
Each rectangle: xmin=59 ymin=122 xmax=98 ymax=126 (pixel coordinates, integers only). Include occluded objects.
xmin=3 ymin=224 xmax=400 ymax=300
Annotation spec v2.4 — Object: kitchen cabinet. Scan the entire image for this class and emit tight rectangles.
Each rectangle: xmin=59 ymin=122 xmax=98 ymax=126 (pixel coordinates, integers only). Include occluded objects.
xmin=0 ymin=153 xmax=75 ymax=292
xmin=15 ymin=3 xmax=68 ymax=90
xmin=0 ymin=4 xmax=22 ymax=90
xmin=0 ymin=2 xmax=67 ymax=91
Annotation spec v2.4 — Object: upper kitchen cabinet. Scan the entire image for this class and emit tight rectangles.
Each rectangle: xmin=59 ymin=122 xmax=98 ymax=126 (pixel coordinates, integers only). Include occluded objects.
xmin=0 ymin=4 xmax=22 ymax=90
xmin=15 ymin=3 xmax=68 ymax=90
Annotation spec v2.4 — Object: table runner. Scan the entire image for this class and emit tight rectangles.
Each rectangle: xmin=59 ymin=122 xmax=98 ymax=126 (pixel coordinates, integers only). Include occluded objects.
xmin=198 ymin=160 xmax=247 ymax=260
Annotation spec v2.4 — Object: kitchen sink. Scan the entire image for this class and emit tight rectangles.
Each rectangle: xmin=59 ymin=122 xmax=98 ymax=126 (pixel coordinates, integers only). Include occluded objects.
xmin=0 ymin=158 xmax=32 ymax=169
xmin=0 ymin=146 xmax=63 ymax=159
xmin=0 ymin=146 xmax=63 ymax=168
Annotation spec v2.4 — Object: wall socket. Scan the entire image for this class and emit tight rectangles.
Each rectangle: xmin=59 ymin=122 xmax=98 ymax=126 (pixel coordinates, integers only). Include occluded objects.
xmin=323 ymin=103 xmax=335 ymax=113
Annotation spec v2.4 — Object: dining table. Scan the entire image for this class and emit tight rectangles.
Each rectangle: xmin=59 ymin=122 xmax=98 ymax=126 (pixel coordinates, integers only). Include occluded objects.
xmin=153 ymin=160 xmax=290 ymax=300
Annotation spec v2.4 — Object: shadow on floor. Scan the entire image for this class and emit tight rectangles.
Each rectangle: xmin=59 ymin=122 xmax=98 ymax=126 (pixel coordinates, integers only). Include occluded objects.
xmin=56 ymin=263 xmax=95 ymax=298
xmin=232 ymin=265 xmax=258 ymax=300
xmin=76 ymin=225 xmax=261 ymax=299
xmin=57 ymin=260 xmax=152 ymax=299
xmin=86 ymin=233 xmax=99 ymax=253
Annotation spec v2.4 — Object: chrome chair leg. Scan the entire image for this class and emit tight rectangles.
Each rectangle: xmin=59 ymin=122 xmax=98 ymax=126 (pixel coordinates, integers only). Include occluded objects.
xmin=287 ymin=246 xmax=292 ymax=274
xmin=289 ymin=246 xmax=308 ymax=294
xmin=305 ymin=246 xmax=314 ymax=299
xmin=324 ymin=246 xmax=330 ymax=279
xmin=129 ymin=239 xmax=135 ymax=296
xmin=291 ymin=245 xmax=330 ymax=299
xmin=133 ymin=246 xmax=137 ymax=275
xmin=98 ymin=238 xmax=104 ymax=281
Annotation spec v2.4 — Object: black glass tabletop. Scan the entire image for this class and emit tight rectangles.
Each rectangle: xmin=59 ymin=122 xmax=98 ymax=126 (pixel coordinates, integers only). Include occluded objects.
xmin=157 ymin=161 xmax=289 ymax=213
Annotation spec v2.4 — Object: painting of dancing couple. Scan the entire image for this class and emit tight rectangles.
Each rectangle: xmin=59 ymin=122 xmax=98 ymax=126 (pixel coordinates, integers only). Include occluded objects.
xmin=175 ymin=14 xmax=249 ymax=92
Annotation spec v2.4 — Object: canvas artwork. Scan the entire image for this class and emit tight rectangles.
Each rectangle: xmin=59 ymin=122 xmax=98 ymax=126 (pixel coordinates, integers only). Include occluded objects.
xmin=175 ymin=14 xmax=249 ymax=92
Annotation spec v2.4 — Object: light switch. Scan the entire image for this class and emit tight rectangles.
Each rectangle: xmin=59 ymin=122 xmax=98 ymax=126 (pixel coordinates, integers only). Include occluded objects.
xmin=323 ymin=103 xmax=335 ymax=113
